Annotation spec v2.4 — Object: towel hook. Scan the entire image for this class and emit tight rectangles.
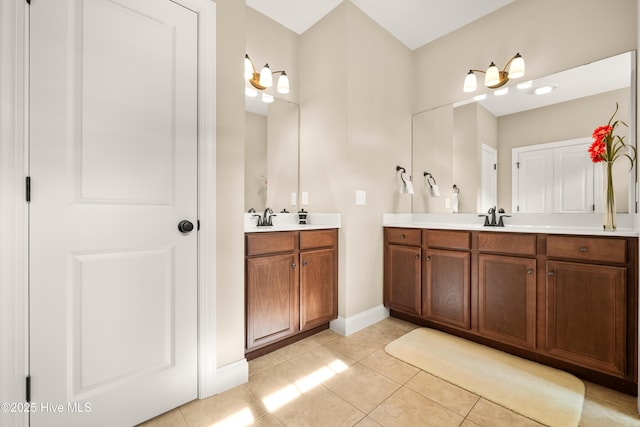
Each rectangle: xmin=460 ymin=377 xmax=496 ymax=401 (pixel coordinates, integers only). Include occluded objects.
xmin=396 ymin=165 xmax=408 ymax=183
xmin=423 ymin=172 xmax=437 ymax=187
xmin=453 ymin=184 xmax=460 ymax=194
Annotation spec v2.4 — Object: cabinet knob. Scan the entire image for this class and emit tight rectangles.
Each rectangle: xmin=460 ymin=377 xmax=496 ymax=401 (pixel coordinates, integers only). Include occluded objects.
xmin=415 ymin=255 xmax=420 ymax=260
xmin=579 ymin=246 xmax=588 ymax=253
xmin=527 ymin=269 xmax=534 ymax=275
xmin=425 ymin=256 xmax=431 ymax=261
xmin=291 ymin=262 xmax=296 ymax=268
xmin=302 ymin=260 xmax=308 ymax=266
xmin=400 ymin=234 xmax=405 ymax=239
xmin=547 ymin=271 xmax=555 ymax=276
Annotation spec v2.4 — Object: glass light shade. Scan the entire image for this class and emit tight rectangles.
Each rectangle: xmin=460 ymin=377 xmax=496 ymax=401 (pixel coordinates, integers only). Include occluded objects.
xmin=463 ymin=71 xmax=477 ymax=92
xmin=261 ymin=93 xmax=274 ymax=103
xmin=244 ymin=55 xmax=254 ymax=80
xmin=277 ymin=72 xmax=290 ymax=94
xmin=259 ymin=64 xmax=273 ymax=87
xmin=485 ymin=62 xmax=500 ymax=86
xmin=508 ymin=54 xmax=525 ymax=79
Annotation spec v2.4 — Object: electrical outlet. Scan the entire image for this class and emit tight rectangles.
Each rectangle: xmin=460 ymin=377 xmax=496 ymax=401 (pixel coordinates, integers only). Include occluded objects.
xmin=355 ymin=190 xmax=366 ymax=205
xmin=290 ymin=192 xmax=297 ymax=206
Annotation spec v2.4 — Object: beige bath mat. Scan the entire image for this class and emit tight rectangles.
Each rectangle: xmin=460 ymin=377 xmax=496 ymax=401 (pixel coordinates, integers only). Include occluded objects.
xmin=385 ymin=328 xmax=584 ymax=427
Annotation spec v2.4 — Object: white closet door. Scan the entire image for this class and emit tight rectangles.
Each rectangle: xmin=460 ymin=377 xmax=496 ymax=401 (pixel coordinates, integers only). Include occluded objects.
xmin=515 ymin=150 xmax=554 ymax=213
xmin=30 ymin=0 xmax=199 ymax=425
xmin=553 ymin=143 xmax=595 ymax=213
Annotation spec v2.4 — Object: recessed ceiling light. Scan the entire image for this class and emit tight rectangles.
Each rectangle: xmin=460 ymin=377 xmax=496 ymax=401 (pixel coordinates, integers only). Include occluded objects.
xmin=517 ymin=80 xmax=533 ymax=89
xmin=494 ymin=87 xmax=509 ymax=96
xmin=473 ymin=94 xmax=487 ymax=101
xmin=534 ymin=85 xmax=555 ymax=95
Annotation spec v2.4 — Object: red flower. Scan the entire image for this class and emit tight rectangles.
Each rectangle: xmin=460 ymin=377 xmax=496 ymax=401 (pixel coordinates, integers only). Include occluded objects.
xmin=592 ymin=125 xmax=612 ymax=144
xmin=588 ymin=140 xmax=606 ymax=162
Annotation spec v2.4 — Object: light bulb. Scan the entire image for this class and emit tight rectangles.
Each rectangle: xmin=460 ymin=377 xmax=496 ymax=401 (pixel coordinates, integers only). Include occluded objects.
xmin=485 ymin=62 xmax=500 ymax=86
xmin=277 ymin=72 xmax=290 ymax=94
xmin=244 ymin=55 xmax=254 ymax=80
xmin=508 ymin=53 xmax=525 ymax=79
xmin=259 ymin=64 xmax=273 ymax=87
xmin=463 ymin=71 xmax=477 ymax=92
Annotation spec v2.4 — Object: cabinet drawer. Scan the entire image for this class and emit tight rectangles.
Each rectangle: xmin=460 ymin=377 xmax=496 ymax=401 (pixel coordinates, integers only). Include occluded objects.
xmin=300 ymin=229 xmax=337 ymax=250
xmin=425 ymin=230 xmax=470 ymax=250
xmin=478 ymin=232 xmax=536 ymax=256
xmin=246 ymin=232 xmax=297 ymax=256
xmin=386 ymin=228 xmax=421 ymax=246
xmin=547 ymin=235 xmax=626 ymax=264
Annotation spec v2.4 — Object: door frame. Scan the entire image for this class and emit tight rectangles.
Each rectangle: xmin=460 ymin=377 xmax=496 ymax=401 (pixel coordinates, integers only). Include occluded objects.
xmin=0 ymin=2 xmax=216 ymax=425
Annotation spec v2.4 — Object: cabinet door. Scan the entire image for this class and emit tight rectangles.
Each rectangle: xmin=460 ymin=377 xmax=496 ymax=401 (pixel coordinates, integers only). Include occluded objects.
xmin=546 ymin=260 xmax=626 ymax=375
xmin=478 ymin=254 xmax=536 ymax=349
xmin=423 ymin=249 xmax=470 ymax=329
xmin=385 ymin=244 xmax=422 ymax=316
xmin=246 ymin=253 xmax=299 ymax=349
xmin=300 ymin=248 xmax=337 ymax=331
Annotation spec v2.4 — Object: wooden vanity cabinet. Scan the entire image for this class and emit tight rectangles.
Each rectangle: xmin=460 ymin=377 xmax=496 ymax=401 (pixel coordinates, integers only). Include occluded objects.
xmin=423 ymin=230 xmax=471 ymax=329
xmin=246 ymin=232 xmax=299 ymax=350
xmin=545 ymin=235 xmax=630 ymax=376
xmin=477 ymin=233 xmax=537 ymax=350
xmin=245 ymin=229 xmax=338 ymax=356
xmin=299 ymin=230 xmax=338 ymax=331
xmin=384 ymin=228 xmax=422 ymax=316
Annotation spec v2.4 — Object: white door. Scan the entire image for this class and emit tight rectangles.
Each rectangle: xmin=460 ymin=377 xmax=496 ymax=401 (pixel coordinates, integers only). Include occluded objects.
xmin=553 ymin=143 xmax=595 ymax=213
xmin=480 ymin=144 xmax=497 ymax=213
xmin=514 ymin=149 xmax=554 ymax=213
xmin=30 ymin=1 xmax=198 ymax=426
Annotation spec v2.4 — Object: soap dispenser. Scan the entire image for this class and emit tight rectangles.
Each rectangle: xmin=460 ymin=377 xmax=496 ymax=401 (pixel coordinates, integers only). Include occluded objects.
xmin=297 ymin=209 xmax=308 ymax=225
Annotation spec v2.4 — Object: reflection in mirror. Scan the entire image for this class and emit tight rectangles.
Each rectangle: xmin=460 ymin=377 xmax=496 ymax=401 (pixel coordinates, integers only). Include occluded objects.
xmin=245 ymin=96 xmax=299 ymax=212
xmin=412 ymin=51 xmax=636 ymax=214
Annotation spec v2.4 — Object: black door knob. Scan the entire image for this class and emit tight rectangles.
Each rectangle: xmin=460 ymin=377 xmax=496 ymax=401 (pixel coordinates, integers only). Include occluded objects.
xmin=178 ymin=220 xmax=194 ymax=233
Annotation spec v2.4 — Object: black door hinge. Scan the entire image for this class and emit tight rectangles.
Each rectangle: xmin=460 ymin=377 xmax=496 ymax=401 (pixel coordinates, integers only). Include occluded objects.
xmin=26 ymin=376 xmax=31 ymax=402
xmin=493 ymin=163 xmax=497 ymax=170
xmin=26 ymin=0 xmax=30 ymax=4
xmin=26 ymin=176 xmax=31 ymax=202
xmin=197 ymin=219 xmax=200 ymax=230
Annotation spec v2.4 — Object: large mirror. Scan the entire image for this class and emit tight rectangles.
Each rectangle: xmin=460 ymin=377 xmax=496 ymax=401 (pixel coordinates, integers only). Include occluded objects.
xmin=245 ymin=96 xmax=299 ymax=212
xmin=412 ymin=51 xmax=636 ymax=214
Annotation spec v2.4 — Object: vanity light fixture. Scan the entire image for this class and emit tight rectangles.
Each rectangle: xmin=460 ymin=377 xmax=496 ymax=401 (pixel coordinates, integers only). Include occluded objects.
xmin=463 ymin=53 xmax=525 ymax=92
xmin=244 ymin=54 xmax=290 ymax=95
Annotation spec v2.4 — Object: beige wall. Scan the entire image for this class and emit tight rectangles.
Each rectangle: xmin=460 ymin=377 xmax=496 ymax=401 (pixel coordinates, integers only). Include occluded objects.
xmin=215 ymin=0 xmax=246 ymax=368
xmin=300 ymin=2 xmax=413 ymax=318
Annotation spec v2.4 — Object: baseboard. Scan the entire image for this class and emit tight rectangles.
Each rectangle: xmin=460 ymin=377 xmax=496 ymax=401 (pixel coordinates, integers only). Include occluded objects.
xmin=214 ymin=358 xmax=248 ymax=394
xmin=330 ymin=304 xmax=389 ymax=336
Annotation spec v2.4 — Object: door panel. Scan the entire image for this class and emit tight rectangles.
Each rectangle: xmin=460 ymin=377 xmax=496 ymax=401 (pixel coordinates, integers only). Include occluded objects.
xmin=30 ymin=1 xmax=198 ymax=425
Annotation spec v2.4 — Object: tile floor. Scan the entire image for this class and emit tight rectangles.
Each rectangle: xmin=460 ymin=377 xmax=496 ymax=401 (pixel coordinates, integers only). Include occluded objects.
xmin=140 ymin=318 xmax=640 ymax=427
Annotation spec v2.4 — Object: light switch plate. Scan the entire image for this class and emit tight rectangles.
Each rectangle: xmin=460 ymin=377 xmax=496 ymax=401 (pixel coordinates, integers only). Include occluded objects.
xmin=290 ymin=192 xmax=297 ymax=206
xmin=301 ymin=191 xmax=309 ymax=205
xmin=445 ymin=198 xmax=450 ymax=209
xmin=356 ymin=190 xmax=366 ymax=205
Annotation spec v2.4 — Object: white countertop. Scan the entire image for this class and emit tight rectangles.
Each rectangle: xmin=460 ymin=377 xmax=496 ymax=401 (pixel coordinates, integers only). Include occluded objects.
xmin=382 ymin=213 xmax=640 ymax=237
xmin=245 ymin=212 xmax=341 ymax=233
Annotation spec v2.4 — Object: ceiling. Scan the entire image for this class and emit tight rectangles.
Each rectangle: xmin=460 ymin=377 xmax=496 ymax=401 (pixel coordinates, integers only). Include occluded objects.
xmin=245 ymin=0 xmax=514 ymax=51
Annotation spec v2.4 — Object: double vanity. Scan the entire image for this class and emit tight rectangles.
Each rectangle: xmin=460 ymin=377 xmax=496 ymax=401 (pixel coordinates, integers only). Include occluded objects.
xmin=383 ymin=213 xmax=639 ymax=394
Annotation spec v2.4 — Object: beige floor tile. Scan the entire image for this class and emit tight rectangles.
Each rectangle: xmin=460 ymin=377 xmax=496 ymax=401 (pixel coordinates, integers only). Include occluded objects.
xmin=137 ymin=408 xmax=188 ymax=427
xmin=271 ymin=385 xmax=365 ymax=427
xmin=179 ymin=384 xmax=267 ymax=427
xmin=360 ymin=349 xmax=419 ymax=384
xmin=466 ymin=398 xmax=545 ymax=427
xmin=252 ymin=413 xmax=286 ymax=426
xmin=270 ymin=335 xmax=327 ymax=360
xmin=246 ymin=360 xmax=306 ymax=401
xmin=460 ymin=420 xmax=482 ymax=427
xmin=369 ymin=386 xmax=464 ymax=427
xmin=354 ymin=416 xmax=383 ymax=426
xmin=249 ymin=351 xmax=287 ymax=377
xmin=323 ymin=363 xmax=401 ymax=413
xmin=382 ymin=316 xmax=420 ymax=332
xmin=287 ymin=342 xmax=356 ymax=374
xmin=405 ymin=371 xmax=479 ymax=417
xmin=323 ymin=332 xmax=384 ymax=361
xmin=355 ymin=320 xmax=412 ymax=345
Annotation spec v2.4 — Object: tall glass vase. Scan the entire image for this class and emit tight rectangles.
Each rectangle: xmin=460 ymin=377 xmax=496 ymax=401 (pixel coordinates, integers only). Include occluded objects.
xmin=603 ymin=161 xmax=616 ymax=231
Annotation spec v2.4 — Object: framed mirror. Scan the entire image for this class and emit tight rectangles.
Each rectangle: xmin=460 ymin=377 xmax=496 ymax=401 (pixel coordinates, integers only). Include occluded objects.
xmin=245 ymin=96 xmax=300 ymax=213
xmin=412 ymin=51 xmax=636 ymax=214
